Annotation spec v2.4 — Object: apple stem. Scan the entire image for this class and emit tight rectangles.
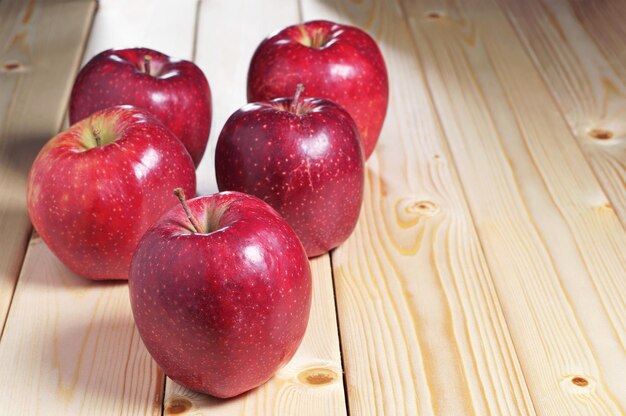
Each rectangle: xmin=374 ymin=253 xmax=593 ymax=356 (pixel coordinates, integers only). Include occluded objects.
xmin=312 ymin=31 xmax=324 ymax=48
xmin=144 ymin=55 xmax=152 ymax=75
xmin=93 ymin=129 xmax=102 ymax=147
xmin=290 ymin=83 xmax=305 ymax=115
xmin=173 ymin=188 xmax=203 ymax=233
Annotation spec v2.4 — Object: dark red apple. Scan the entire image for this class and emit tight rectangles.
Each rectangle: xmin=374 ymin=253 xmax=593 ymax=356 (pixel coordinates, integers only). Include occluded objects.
xmin=215 ymin=85 xmax=364 ymax=257
xmin=26 ymin=106 xmax=196 ymax=280
xmin=129 ymin=190 xmax=312 ymax=398
xmin=247 ymin=20 xmax=388 ymax=159
xmin=69 ymin=47 xmax=211 ymax=166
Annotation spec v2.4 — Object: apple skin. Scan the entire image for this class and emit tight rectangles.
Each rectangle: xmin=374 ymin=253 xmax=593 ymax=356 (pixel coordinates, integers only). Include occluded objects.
xmin=247 ymin=20 xmax=388 ymax=159
xmin=215 ymin=96 xmax=364 ymax=257
xmin=129 ymin=191 xmax=312 ymax=398
xmin=69 ymin=47 xmax=212 ymax=166
xmin=26 ymin=106 xmax=196 ymax=280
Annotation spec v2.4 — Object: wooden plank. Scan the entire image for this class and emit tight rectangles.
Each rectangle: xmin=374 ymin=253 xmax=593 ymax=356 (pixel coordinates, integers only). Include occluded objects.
xmin=164 ymin=257 xmax=346 ymax=415
xmin=300 ymin=1 xmax=535 ymax=415
xmin=0 ymin=0 xmax=95 ymax=335
xmin=496 ymin=0 xmax=626 ymax=225
xmin=81 ymin=0 xmax=197 ymax=68
xmin=163 ymin=2 xmax=347 ymax=414
xmin=193 ymin=0 xmax=284 ymax=196
xmin=0 ymin=0 xmax=198 ymax=414
xmin=0 ymin=237 xmax=164 ymax=415
xmin=402 ymin=0 xmax=626 ymax=414
xmin=566 ymin=0 xmax=626 ymax=84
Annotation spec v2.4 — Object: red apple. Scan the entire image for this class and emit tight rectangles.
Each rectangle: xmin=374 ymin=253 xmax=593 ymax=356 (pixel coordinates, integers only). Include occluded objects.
xmin=69 ymin=47 xmax=212 ymax=166
xmin=215 ymin=85 xmax=364 ymax=257
xmin=129 ymin=190 xmax=312 ymax=398
xmin=247 ymin=20 xmax=388 ymax=159
xmin=26 ymin=106 xmax=196 ymax=280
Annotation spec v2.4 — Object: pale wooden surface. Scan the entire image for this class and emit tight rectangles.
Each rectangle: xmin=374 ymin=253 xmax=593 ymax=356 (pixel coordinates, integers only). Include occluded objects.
xmin=403 ymin=0 xmax=626 ymax=414
xmin=0 ymin=0 xmax=625 ymax=415
xmin=0 ymin=237 xmax=163 ymax=415
xmin=497 ymin=0 xmax=626 ymax=225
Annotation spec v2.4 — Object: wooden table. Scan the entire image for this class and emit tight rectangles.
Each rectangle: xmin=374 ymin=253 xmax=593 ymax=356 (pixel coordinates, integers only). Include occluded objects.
xmin=1 ymin=0 xmax=625 ymax=414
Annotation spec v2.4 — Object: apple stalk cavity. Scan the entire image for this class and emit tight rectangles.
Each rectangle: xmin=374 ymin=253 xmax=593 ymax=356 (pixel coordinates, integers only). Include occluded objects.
xmin=174 ymin=188 xmax=204 ymax=233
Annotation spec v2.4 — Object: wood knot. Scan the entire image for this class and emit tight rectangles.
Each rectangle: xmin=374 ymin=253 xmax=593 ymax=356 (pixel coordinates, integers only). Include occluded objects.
xmin=297 ymin=367 xmax=338 ymax=386
xmin=2 ymin=61 xmax=30 ymax=73
xmin=2 ymin=62 xmax=24 ymax=72
xmin=426 ymin=11 xmax=443 ymax=19
xmin=588 ymin=129 xmax=613 ymax=140
xmin=396 ymin=197 xmax=440 ymax=228
xmin=165 ymin=397 xmax=192 ymax=414
xmin=406 ymin=200 xmax=439 ymax=216
xmin=560 ymin=375 xmax=595 ymax=394
xmin=571 ymin=377 xmax=588 ymax=387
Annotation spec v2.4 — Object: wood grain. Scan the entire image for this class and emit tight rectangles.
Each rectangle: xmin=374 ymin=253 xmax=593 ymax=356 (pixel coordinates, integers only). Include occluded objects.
xmin=496 ymin=0 xmax=626 ymax=225
xmin=0 ymin=0 xmax=95 ymax=336
xmin=0 ymin=238 xmax=163 ymax=415
xmin=164 ymin=2 xmax=347 ymax=414
xmin=301 ymin=1 xmax=535 ymax=415
xmin=164 ymin=256 xmax=347 ymax=416
xmin=402 ymin=0 xmax=626 ymax=413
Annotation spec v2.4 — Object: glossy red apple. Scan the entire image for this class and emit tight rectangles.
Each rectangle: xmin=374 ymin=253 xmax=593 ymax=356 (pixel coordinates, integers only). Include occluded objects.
xmin=247 ymin=20 xmax=388 ymax=159
xmin=129 ymin=190 xmax=312 ymax=398
xmin=27 ymin=106 xmax=196 ymax=280
xmin=216 ymin=85 xmax=364 ymax=257
xmin=69 ymin=47 xmax=212 ymax=166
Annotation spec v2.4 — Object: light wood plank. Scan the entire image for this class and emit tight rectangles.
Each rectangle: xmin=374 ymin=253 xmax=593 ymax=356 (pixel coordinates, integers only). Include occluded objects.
xmin=497 ymin=0 xmax=626 ymax=225
xmin=82 ymin=0 xmax=197 ymax=64
xmin=163 ymin=2 xmax=347 ymax=414
xmin=164 ymin=256 xmax=347 ymax=416
xmin=566 ymin=0 xmax=626 ymax=84
xmin=0 ymin=0 xmax=95 ymax=335
xmin=194 ymin=0 xmax=293 ymax=196
xmin=0 ymin=238 xmax=163 ymax=414
xmin=402 ymin=0 xmax=626 ymax=414
xmin=0 ymin=0 xmax=199 ymax=414
xmin=300 ymin=1 xmax=535 ymax=415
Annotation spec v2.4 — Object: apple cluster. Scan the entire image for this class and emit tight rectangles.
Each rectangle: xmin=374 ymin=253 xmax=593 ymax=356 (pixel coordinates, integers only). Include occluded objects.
xmin=26 ymin=20 xmax=388 ymax=398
